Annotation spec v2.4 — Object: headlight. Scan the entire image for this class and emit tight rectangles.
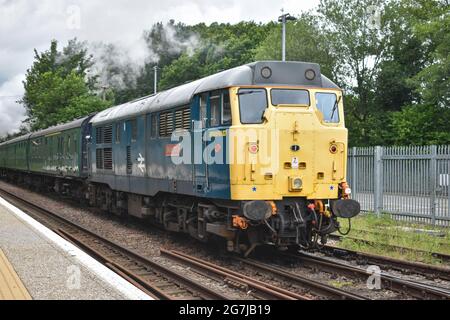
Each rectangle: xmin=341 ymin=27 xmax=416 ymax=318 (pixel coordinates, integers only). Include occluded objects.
xmin=261 ymin=67 xmax=272 ymax=79
xmin=289 ymin=177 xmax=303 ymax=191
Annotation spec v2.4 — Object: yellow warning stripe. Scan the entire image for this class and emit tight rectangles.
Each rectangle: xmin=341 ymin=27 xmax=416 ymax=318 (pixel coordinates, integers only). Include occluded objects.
xmin=0 ymin=249 xmax=31 ymax=300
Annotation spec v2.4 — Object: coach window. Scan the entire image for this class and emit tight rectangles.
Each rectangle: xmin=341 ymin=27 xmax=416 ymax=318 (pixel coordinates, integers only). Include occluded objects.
xmin=210 ymin=91 xmax=221 ymax=127
xmin=238 ymin=88 xmax=268 ymax=124
xmin=222 ymin=90 xmax=231 ymax=125
xmin=116 ymin=122 xmax=121 ymax=143
xmin=131 ymin=119 xmax=137 ymax=141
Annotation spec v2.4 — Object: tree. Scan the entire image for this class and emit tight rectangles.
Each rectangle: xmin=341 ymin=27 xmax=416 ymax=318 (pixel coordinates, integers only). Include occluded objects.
xmin=317 ymin=0 xmax=390 ymax=145
xmin=405 ymin=0 xmax=450 ymax=108
xmin=254 ymin=13 xmax=337 ymax=80
xmin=21 ymin=39 xmax=110 ymax=130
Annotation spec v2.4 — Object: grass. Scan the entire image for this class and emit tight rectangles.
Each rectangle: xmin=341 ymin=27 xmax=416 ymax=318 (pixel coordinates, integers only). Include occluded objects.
xmin=328 ymin=280 xmax=354 ymax=289
xmin=334 ymin=213 xmax=450 ymax=266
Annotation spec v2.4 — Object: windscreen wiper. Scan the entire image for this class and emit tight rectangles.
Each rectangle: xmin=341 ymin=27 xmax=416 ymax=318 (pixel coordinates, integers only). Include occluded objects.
xmin=330 ymin=95 xmax=342 ymax=121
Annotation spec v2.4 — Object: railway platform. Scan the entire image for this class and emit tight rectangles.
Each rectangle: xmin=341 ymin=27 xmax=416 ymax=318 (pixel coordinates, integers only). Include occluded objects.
xmin=0 ymin=196 xmax=152 ymax=300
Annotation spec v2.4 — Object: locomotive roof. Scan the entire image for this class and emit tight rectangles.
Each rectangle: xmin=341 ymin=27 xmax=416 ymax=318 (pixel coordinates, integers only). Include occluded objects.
xmin=90 ymin=61 xmax=340 ymax=126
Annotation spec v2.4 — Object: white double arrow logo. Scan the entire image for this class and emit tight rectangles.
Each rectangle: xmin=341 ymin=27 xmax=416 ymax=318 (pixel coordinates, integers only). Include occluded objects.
xmin=137 ymin=153 xmax=146 ymax=173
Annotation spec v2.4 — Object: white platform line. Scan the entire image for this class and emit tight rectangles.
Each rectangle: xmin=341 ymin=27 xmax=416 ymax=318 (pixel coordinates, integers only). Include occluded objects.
xmin=0 ymin=196 xmax=153 ymax=300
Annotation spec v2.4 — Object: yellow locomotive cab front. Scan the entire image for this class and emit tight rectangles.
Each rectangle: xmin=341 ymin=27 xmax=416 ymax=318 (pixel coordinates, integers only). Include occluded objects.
xmin=228 ymin=82 xmax=360 ymax=250
xmin=229 ymin=86 xmax=348 ymax=201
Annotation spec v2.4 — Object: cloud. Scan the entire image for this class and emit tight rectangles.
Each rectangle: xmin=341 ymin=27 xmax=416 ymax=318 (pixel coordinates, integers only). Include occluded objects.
xmin=0 ymin=0 xmax=319 ymax=135
xmin=0 ymin=74 xmax=26 ymax=135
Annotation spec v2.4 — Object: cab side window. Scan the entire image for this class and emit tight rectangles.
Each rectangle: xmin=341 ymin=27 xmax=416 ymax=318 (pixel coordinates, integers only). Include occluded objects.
xmin=151 ymin=114 xmax=158 ymax=138
xmin=131 ymin=118 xmax=137 ymax=141
xmin=222 ymin=90 xmax=231 ymax=125
xmin=199 ymin=93 xmax=208 ymax=128
xmin=210 ymin=91 xmax=221 ymax=127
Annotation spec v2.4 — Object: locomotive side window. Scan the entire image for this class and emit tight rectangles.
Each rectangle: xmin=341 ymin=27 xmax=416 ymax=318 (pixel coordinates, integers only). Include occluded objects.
xmin=315 ymin=92 xmax=340 ymax=123
xmin=238 ymin=88 xmax=268 ymax=124
xmin=131 ymin=118 xmax=138 ymax=141
xmin=116 ymin=123 xmax=121 ymax=143
xmin=210 ymin=92 xmax=221 ymax=127
xmin=199 ymin=93 xmax=208 ymax=128
xmin=222 ymin=91 xmax=231 ymax=125
xmin=271 ymin=89 xmax=310 ymax=106
xmin=151 ymin=114 xmax=158 ymax=138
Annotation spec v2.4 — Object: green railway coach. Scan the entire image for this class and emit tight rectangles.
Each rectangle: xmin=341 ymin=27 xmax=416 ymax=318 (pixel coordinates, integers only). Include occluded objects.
xmin=0 ymin=116 xmax=93 ymax=179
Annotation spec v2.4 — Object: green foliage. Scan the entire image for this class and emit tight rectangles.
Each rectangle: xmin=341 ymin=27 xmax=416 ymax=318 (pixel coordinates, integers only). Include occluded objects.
xmin=158 ymin=21 xmax=276 ymax=90
xmin=389 ymin=104 xmax=450 ymax=145
xmin=254 ymin=13 xmax=337 ymax=79
xmin=21 ymin=39 xmax=110 ymax=131
xmin=405 ymin=0 xmax=450 ymax=108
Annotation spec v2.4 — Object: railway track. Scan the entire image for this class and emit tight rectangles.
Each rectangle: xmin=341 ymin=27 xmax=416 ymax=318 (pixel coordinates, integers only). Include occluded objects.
xmin=282 ymin=251 xmax=450 ymax=300
xmin=0 ymin=187 xmax=320 ymax=300
xmin=320 ymin=245 xmax=450 ymax=281
xmin=230 ymin=256 xmax=368 ymax=300
xmin=0 ymin=188 xmax=228 ymax=300
xmin=329 ymin=234 xmax=450 ymax=264
xmin=160 ymin=249 xmax=310 ymax=300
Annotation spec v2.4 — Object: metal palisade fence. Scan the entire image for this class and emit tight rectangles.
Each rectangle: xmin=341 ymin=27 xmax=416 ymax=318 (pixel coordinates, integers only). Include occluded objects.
xmin=347 ymin=145 xmax=450 ymax=226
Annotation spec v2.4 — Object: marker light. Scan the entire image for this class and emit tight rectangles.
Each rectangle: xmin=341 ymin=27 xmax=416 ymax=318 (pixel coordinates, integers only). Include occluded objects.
xmin=330 ymin=144 xmax=338 ymax=154
xmin=249 ymin=143 xmax=259 ymax=154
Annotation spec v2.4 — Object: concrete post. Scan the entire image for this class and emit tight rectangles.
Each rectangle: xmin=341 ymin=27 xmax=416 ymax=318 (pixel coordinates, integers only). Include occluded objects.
xmin=374 ymin=146 xmax=383 ymax=216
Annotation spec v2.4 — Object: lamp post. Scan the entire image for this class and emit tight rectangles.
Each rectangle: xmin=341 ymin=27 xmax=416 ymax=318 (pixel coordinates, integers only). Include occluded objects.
xmin=278 ymin=9 xmax=297 ymax=62
xmin=153 ymin=65 xmax=159 ymax=94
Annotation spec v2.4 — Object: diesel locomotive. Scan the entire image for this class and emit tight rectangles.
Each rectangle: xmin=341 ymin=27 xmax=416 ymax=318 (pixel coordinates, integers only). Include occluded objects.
xmin=0 ymin=61 xmax=360 ymax=255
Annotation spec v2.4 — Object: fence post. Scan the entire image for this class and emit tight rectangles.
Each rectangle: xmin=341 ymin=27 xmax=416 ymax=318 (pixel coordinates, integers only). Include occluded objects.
xmin=374 ymin=146 xmax=383 ymax=216
xmin=352 ymin=147 xmax=357 ymax=195
xmin=430 ymin=145 xmax=437 ymax=225
xmin=448 ymin=159 xmax=450 ymax=223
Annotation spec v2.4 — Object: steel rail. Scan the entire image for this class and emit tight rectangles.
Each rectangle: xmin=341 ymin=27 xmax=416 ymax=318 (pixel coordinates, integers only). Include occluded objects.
xmin=160 ymin=249 xmax=311 ymax=300
xmin=232 ymin=257 xmax=369 ymax=300
xmin=283 ymin=251 xmax=450 ymax=300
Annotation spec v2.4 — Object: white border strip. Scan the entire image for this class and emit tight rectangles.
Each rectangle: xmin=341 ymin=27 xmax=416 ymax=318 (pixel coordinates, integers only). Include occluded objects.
xmin=0 ymin=196 xmax=153 ymax=300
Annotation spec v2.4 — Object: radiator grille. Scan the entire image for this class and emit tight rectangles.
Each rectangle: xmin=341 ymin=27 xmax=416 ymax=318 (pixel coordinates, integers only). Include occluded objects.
xmin=175 ymin=107 xmax=191 ymax=130
xmin=96 ymin=149 xmax=103 ymax=170
xmin=103 ymin=125 xmax=113 ymax=144
xmin=159 ymin=112 xmax=174 ymax=137
xmin=96 ymin=127 xmax=103 ymax=144
xmin=103 ymin=148 xmax=113 ymax=170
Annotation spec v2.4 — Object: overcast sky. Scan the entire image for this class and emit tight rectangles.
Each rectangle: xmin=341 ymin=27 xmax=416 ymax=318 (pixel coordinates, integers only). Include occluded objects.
xmin=0 ymin=0 xmax=319 ymax=135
